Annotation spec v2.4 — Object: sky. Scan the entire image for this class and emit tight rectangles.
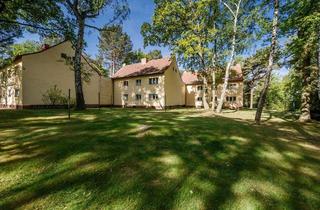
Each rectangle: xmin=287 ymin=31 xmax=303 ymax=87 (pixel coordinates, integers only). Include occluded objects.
xmin=17 ymin=0 xmax=288 ymax=76
xmin=18 ymin=0 xmax=170 ymax=58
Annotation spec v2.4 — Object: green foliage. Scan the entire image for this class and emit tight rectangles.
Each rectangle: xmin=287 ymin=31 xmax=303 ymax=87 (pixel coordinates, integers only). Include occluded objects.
xmin=141 ymin=0 xmax=219 ymax=70
xmin=243 ymin=47 xmax=269 ymax=88
xmin=98 ymin=25 xmax=133 ymax=74
xmin=9 ymin=41 xmax=41 ymax=57
xmin=40 ymin=36 xmax=65 ymax=46
xmin=42 ymin=85 xmax=73 ymax=105
xmin=142 ymin=0 xmax=258 ymax=71
xmin=124 ymin=49 xmax=163 ymax=65
xmin=282 ymin=0 xmax=320 ymax=118
xmin=266 ymin=76 xmax=285 ymax=110
xmin=282 ymin=69 xmax=302 ymax=111
xmin=145 ymin=49 xmax=162 ymax=60
xmin=0 ymin=40 xmax=41 ymax=68
xmin=0 ymin=0 xmax=69 ymax=48
xmin=253 ymin=74 xmax=285 ymax=111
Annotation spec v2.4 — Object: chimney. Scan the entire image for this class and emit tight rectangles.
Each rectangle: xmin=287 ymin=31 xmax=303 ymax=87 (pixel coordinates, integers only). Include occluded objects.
xmin=141 ymin=58 xmax=147 ymax=65
xmin=42 ymin=44 xmax=50 ymax=50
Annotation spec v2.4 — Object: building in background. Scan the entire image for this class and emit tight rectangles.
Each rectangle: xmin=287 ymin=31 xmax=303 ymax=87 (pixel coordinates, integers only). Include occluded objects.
xmin=182 ymin=65 xmax=244 ymax=109
xmin=112 ymin=57 xmax=185 ymax=109
xmin=0 ymin=41 xmax=243 ymax=110
xmin=0 ymin=41 xmax=112 ymax=109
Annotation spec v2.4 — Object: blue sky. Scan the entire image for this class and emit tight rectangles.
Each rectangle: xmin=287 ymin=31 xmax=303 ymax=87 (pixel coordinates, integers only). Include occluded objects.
xmin=17 ymin=0 xmax=288 ymax=76
xmin=18 ymin=0 xmax=170 ymax=59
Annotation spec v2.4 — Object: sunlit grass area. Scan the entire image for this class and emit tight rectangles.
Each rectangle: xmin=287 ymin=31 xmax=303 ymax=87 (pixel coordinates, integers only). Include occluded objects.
xmin=0 ymin=108 xmax=319 ymax=209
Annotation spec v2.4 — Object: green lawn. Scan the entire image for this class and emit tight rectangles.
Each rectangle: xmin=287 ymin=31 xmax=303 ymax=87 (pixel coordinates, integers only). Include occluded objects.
xmin=0 ymin=108 xmax=319 ymax=210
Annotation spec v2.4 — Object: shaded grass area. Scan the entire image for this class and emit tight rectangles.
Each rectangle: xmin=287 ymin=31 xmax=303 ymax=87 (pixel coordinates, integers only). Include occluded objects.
xmin=0 ymin=108 xmax=319 ymax=210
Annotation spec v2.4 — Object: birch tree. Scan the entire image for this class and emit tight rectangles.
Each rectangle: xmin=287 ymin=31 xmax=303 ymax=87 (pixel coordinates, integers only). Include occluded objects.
xmin=254 ymin=0 xmax=279 ymax=124
xmin=216 ymin=0 xmax=242 ymax=113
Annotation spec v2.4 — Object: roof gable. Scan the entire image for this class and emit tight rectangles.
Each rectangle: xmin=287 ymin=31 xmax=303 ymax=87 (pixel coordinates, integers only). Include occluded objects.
xmin=11 ymin=40 xmax=103 ymax=76
xmin=112 ymin=58 xmax=173 ymax=79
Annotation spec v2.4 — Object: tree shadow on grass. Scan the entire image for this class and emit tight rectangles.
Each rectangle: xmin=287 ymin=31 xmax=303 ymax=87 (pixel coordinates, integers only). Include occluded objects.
xmin=0 ymin=109 xmax=319 ymax=209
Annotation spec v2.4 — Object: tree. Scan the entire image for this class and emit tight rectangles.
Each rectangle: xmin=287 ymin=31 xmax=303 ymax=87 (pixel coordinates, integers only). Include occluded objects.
xmin=282 ymin=0 xmax=320 ymax=122
xmin=124 ymin=49 xmax=163 ymax=65
xmin=124 ymin=49 xmax=145 ymax=64
xmin=282 ymin=69 xmax=302 ymax=111
xmin=142 ymin=0 xmax=220 ymax=110
xmin=216 ymin=0 xmax=243 ymax=113
xmin=318 ymin=28 xmax=320 ymax=102
xmin=242 ymin=48 xmax=269 ymax=108
xmin=254 ymin=0 xmax=279 ymax=124
xmin=0 ymin=0 xmax=68 ymax=48
xmin=145 ymin=50 xmax=162 ymax=60
xmin=63 ymin=0 xmax=129 ymax=110
xmin=98 ymin=25 xmax=132 ymax=76
xmin=0 ymin=40 xmax=41 ymax=68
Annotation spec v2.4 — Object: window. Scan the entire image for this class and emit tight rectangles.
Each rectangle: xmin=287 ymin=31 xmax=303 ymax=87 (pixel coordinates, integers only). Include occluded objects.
xmin=197 ymin=97 xmax=203 ymax=101
xmin=197 ymin=86 xmax=203 ymax=91
xmin=136 ymin=79 xmax=141 ymax=86
xmin=226 ymin=96 xmax=236 ymax=102
xmin=14 ymin=89 xmax=20 ymax=97
xmin=136 ymin=94 xmax=142 ymax=101
xmin=228 ymin=83 xmax=237 ymax=90
xmin=149 ymin=77 xmax=159 ymax=85
xmin=149 ymin=94 xmax=159 ymax=100
xmin=123 ymin=81 xmax=129 ymax=87
xmin=123 ymin=94 xmax=128 ymax=101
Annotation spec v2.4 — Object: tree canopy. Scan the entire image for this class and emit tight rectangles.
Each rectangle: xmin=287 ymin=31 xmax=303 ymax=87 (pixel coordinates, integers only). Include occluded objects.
xmin=98 ymin=25 xmax=132 ymax=76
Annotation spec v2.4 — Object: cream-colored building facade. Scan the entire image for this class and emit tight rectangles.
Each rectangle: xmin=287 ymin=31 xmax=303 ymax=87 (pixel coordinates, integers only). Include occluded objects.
xmin=112 ymin=58 xmax=185 ymax=108
xmin=0 ymin=41 xmax=243 ymax=110
xmin=0 ymin=41 xmax=112 ymax=108
xmin=182 ymin=68 xmax=244 ymax=109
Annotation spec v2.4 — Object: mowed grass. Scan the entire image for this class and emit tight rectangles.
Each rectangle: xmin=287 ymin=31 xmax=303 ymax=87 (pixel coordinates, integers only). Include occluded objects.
xmin=0 ymin=108 xmax=319 ymax=210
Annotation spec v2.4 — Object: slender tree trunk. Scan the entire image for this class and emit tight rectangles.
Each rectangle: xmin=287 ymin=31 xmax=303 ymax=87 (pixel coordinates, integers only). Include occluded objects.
xmin=211 ymin=69 xmax=216 ymax=111
xmin=216 ymin=0 xmax=241 ymax=113
xmin=255 ymin=0 xmax=279 ymax=124
xmin=250 ymin=87 xmax=254 ymax=109
xmin=111 ymin=60 xmax=115 ymax=76
xmin=318 ymin=28 xmax=320 ymax=101
xmin=74 ymin=18 xmax=86 ymax=110
xmin=211 ymin=40 xmax=217 ymax=111
xmin=202 ymin=76 xmax=210 ymax=109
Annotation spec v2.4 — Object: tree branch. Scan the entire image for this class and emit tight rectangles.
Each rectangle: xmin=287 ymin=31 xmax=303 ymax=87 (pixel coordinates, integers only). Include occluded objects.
xmin=0 ymin=35 xmax=16 ymax=45
xmin=220 ymin=0 xmax=235 ymax=18
xmin=84 ymin=24 xmax=102 ymax=31
xmin=0 ymin=19 xmax=54 ymax=31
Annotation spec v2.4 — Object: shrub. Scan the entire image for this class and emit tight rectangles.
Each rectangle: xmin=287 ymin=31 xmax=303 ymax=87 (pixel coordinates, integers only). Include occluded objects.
xmin=42 ymin=85 xmax=72 ymax=105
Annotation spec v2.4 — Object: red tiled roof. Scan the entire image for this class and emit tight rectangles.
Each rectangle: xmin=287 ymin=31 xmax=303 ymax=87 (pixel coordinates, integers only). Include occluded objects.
xmin=112 ymin=58 xmax=172 ymax=79
xmin=182 ymin=64 xmax=243 ymax=85
xmin=181 ymin=71 xmax=201 ymax=85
